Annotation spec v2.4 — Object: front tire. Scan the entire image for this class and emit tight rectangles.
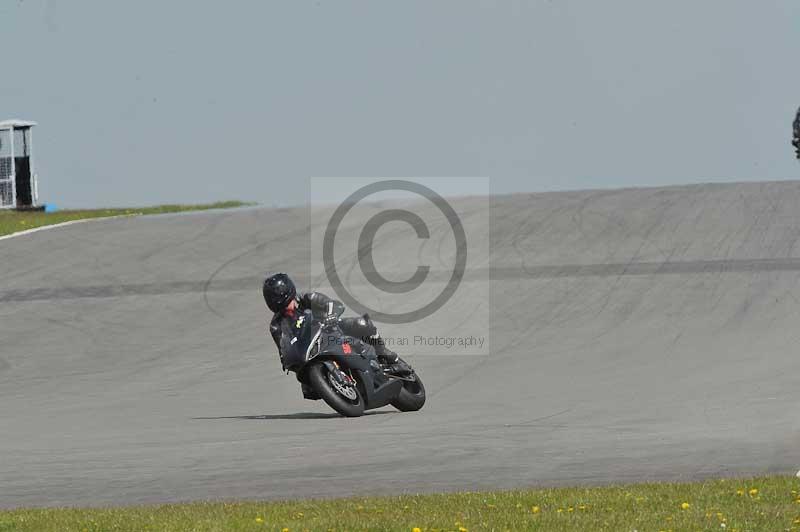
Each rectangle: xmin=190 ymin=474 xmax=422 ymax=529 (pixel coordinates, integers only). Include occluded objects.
xmin=308 ymin=363 xmax=365 ymax=417
xmin=390 ymin=372 xmax=426 ymax=412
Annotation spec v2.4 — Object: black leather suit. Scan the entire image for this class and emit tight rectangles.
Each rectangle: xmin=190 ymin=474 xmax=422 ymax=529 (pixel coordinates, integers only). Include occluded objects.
xmin=269 ymin=291 xmax=381 ymax=369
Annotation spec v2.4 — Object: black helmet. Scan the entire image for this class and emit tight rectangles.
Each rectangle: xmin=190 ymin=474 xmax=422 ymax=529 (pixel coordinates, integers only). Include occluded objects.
xmin=263 ymin=273 xmax=296 ymax=312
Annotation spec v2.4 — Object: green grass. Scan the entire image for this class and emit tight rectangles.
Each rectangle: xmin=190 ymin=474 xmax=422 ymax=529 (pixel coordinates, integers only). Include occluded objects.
xmin=2 ymin=476 xmax=800 ymax=531
xmin=0 ymin=201 xmax=254 ymax=237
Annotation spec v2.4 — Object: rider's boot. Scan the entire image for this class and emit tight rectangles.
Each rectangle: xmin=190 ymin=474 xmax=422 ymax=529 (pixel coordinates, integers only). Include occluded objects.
xmin=374 ymin=338 xmax=398 ymax=363
xmin=371 ymin=336 xmax=412 ymax=375
xmin=386 ymin=361 xmax=413 ymax=376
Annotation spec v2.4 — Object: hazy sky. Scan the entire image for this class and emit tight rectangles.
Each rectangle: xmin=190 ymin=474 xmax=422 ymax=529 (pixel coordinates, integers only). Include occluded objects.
xmin=1 ymin=1 xmax=798 ymax=208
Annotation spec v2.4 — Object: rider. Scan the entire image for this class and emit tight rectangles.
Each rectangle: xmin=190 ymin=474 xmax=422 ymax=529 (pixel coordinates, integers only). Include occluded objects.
xmin=263 ymin=273 xmax=410 ymax=390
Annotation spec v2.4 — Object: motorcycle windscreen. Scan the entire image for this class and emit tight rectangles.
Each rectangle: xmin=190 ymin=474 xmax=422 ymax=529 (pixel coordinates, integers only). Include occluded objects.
xmin=318 ymin=328 xmax=349 ymax=357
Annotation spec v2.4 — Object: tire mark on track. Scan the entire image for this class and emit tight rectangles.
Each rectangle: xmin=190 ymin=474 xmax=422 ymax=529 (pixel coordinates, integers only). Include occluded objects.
xmin=201 ymin=224 xmax=313 ymax=317
xmin=6 ymin=257 xmax=800 ymax=303
xmin=503 ymin=408 xmax=573 ymax=428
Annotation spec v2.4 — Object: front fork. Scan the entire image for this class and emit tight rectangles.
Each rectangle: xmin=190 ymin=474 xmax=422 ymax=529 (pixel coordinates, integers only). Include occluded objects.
xmin=322 ymin=360 xmax=357 ymax=388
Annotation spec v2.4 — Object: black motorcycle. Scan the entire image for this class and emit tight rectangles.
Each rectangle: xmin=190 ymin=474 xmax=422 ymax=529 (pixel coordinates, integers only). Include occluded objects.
xmin=281 ymin=306 xmax=426 ymax=417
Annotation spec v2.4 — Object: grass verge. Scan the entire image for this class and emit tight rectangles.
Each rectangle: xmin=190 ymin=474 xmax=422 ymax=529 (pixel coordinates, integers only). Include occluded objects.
xmin=1 ymin=476 xmax=799 ymax=531
xmin=0 ymin=201 xmax=254 ymax=237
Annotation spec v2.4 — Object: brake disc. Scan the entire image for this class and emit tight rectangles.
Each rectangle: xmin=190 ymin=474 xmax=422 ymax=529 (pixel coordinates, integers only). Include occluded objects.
xmin=328 ymin=371 xmax=357 ymax=401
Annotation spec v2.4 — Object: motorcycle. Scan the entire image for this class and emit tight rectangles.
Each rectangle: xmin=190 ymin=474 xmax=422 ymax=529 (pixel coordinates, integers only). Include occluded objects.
xmin=281 ymin=304 xmax=426 ymax=417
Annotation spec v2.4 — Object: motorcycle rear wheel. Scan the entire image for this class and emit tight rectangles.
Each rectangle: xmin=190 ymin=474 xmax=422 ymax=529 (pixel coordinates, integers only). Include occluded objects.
xmin=308 ymin=363 xmax=365 ymax=417
xmin=390 ymin=370 xmax=426 ymax=412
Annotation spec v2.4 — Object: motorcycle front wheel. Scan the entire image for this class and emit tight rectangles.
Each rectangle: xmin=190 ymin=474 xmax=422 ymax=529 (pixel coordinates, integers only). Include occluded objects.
xmin=308 ymin=363 xmax=365 ymax=417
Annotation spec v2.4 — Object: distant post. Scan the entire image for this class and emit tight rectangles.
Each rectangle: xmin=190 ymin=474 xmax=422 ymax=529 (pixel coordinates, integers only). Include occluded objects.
xmin=0 ymin=119 xmax=39 ymax=210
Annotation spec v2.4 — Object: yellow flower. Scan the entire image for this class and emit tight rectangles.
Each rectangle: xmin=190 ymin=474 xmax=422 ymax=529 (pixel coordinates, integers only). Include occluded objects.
xmin=531 ymin=506 xmax=540 ymax=514
xmin=736 ymin=489 xmax=744 ymax=496
xmin=567 ymin=507 xmax=574 ymax=512
xmin=282 ymin=528 xmax=289 ymax=532
xmin=557 ymin=508 xmax=563 ymax=513
xmin=748 ymin=488 xmax=758 ymax=496
xmin=458 ymin=528 xmax=468 ymax=532
xmin=255 ymin=517 xmax=264 ymax=523
xmin=681 ymin=502 xmax=691 ymax=510
xmin=412 ymin=528 xmax=422 ymax=532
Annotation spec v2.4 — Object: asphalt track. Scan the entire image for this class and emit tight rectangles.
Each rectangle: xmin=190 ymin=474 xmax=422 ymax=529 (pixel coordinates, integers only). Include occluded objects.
xmin=3 ymin=181 xmax=800 ymax=508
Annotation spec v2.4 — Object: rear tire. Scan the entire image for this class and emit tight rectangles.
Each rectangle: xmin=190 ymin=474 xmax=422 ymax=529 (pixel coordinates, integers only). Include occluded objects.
xmin=390 ymin=372 xmax=426 ymax=412
xmin=308 ymin=363 xmax=365 ymax=417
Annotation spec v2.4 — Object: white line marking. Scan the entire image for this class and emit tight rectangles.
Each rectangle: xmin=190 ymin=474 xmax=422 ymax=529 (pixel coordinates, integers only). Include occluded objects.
xmin=0 ymin=215 xmax=138 ymax=243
